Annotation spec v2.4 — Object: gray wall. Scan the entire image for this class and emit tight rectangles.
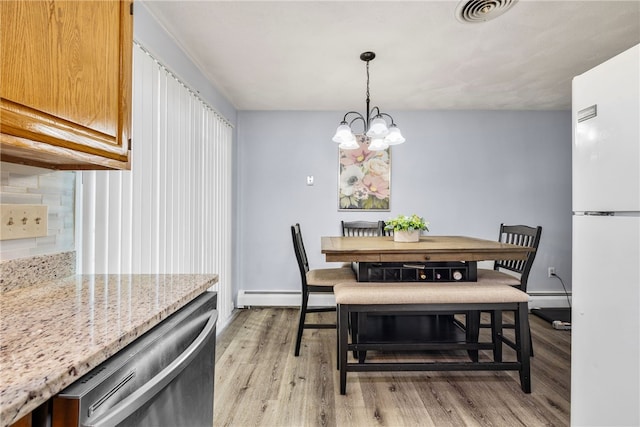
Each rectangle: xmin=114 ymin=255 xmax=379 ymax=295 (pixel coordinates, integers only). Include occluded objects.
xmin=237 ymin=110 xmax=572 ymax=296
xmin=135 ymin=5 xmax=572 ymax=301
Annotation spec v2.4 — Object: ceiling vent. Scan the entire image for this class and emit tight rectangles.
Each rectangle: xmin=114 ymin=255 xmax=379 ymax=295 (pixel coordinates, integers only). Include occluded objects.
xmin=455 ymin=0 xmax=518 ymax=23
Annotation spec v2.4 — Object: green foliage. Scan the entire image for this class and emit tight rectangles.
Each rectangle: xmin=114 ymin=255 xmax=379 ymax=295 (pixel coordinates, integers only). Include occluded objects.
xmin=384 ymin=214 xmax=429 ymax=232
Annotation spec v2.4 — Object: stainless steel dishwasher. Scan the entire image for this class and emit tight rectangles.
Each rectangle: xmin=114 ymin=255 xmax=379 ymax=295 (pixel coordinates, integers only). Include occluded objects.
xmin=53 ymin=292 xmax=217 ymax=427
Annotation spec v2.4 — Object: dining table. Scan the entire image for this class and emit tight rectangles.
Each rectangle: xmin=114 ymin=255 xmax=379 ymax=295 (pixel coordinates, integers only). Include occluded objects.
xmin=322 ymin=235 xmax=532 ymax=282
xmin=320 ymin=234 xmax=535 ymax=354
xmin=321 ymin=235 xmax=531 ymax=265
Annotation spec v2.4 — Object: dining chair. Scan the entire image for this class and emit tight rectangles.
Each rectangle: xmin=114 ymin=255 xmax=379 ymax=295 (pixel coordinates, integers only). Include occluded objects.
xmin=477 ymin=224 xmax=542 ymax=356
xmin=340 ymin=220 xmax=387 ymax=270
xmin=341 ymin=220 xmax=385 ymax=237
xmin=291 ymin=223 xmax=357 ymax=356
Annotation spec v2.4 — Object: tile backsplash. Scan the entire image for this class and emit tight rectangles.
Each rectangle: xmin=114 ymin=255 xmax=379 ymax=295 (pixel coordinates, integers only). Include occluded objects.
xmin=0 ymin=162 xmax=75 ymax=261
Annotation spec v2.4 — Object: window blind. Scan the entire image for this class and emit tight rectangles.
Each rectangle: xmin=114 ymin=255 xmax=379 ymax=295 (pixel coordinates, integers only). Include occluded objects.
xmin=78 ymin=44 xmax=234 ymax=327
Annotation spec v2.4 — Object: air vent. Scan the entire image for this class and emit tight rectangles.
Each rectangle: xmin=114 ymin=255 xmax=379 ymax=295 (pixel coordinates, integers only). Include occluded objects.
xmin=455 ymin=0 xmax=518 ymax=23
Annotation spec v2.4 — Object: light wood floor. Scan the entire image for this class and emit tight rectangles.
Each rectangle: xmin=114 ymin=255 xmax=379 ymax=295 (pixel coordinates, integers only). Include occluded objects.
xmin=214 ymin=308 xmax=570 ymax=426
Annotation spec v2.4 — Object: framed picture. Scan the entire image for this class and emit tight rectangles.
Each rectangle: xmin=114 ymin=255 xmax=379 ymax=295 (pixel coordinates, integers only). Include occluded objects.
xmin=338 ymin=136 xmax=390 ymax=211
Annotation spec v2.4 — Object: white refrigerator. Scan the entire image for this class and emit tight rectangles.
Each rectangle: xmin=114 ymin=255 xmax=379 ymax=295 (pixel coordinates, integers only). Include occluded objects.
xmin=571 ymin=44 xmax=640 ymax=426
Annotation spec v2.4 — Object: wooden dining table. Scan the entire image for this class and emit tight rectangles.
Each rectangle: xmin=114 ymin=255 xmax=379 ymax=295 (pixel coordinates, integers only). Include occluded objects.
xmin=320 ymin=234 xmax=535 ymax=354
xmin=322 ymin=235 xmax=533 ymax=282
xmin=321 ymin=235 xmax=532 ymax=264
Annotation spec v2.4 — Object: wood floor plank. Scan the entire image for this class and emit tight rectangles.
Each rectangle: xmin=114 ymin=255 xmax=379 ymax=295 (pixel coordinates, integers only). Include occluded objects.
xmin=214 ymin=308 xmax=571 ymax=426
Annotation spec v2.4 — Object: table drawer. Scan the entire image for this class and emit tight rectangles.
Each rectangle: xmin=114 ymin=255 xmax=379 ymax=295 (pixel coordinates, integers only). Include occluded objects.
xmin=378 ymin=253 xmax=478 ymax=262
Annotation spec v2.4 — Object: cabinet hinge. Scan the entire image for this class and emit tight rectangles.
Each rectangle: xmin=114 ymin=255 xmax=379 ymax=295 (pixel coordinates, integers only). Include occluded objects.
xmin=128 ymin=139 xmax=132 ymax=150
xmin=130 ymin=2 xmax=134 ymax=15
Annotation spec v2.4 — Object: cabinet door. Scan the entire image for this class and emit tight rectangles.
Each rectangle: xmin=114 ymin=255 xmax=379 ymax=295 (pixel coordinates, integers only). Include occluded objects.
xmin=0 ymin=0 xmax=132 ymax=170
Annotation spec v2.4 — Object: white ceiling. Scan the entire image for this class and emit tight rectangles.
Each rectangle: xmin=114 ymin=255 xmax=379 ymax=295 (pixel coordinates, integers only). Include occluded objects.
xmin=141 ymin=0 xmax=640 ymax=111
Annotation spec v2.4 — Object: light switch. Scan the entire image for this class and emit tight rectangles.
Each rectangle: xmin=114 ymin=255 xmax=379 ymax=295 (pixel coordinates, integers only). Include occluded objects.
xmin=0 ymin=204 xmax=48 ymax=240
xmin=306 ymin=175 xmax=314 ymax=186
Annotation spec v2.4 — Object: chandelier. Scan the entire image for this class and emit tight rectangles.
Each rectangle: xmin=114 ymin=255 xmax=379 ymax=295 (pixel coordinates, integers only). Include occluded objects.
xmin=332 ymin=51 xmax=405 ymax=151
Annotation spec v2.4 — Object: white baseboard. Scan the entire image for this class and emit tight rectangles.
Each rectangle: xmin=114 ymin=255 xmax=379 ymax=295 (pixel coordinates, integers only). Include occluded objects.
xmin=237 ymin=290 xmax=335 ymax=308
xmin=237 ymin=290 xmax=571 ymax=309
xmin=528 ymin=292 xmax=572 ymax=309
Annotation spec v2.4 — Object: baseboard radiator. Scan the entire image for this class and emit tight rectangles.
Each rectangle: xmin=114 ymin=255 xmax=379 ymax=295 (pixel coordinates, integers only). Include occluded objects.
xmin=237 ymin=290 xmax=571 ymax=309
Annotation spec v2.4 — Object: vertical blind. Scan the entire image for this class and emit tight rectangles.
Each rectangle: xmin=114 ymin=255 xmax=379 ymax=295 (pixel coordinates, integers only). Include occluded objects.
xmin=78 ymin=44 xmax=234 ymax=327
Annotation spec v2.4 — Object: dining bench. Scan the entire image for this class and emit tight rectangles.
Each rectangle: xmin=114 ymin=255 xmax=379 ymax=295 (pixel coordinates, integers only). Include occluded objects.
xmin=333 ymin=281 xmax=531 ymax=395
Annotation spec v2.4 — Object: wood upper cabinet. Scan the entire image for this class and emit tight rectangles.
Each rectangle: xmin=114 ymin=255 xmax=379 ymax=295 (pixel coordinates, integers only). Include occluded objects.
xmin=0 ymin=0 xmax=133 ymax=170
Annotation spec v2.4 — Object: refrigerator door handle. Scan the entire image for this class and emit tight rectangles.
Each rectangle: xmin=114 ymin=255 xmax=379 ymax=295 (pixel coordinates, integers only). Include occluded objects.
xmin=584 ymin=211 xmax=614 ymax=216
xmin=577 ymin=104 xmax=597 ymax=122
xmin=573 ymin=211 xmax=614 ymax=216
xmin=85 ymin=310 xmax=218 ymax=427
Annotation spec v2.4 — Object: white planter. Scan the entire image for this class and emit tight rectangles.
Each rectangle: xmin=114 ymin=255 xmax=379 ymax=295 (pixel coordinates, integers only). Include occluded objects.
xmin=393 ymin=229 xmax=421 ymax=242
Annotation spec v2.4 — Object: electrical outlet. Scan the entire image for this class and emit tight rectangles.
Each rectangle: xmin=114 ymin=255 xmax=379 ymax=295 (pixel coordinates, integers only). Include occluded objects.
xmin=0 ymin=204 xmax=48 ymax=240
xmin=548 ymin=267 xmax=556 ymax=278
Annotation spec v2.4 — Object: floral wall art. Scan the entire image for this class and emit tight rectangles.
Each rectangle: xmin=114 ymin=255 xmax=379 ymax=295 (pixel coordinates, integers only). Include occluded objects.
xmin=338 ymin=137 xmax=390 ymax=211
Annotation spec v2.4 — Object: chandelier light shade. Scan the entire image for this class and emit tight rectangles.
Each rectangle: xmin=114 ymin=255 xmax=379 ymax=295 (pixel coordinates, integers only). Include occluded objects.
xmin=332 ymin=51 xmax=405 ymax=151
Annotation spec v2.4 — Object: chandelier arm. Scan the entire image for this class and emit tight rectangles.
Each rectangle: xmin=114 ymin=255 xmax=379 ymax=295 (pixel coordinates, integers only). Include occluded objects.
xmin=340 ymin=111 xmax=367 ymax=132
xmin=369 ymin=106 xmax=382 ymax=119
xmin=377 ymin=112 xmax=397 ymax=126
xmin=348 ymin=115 xmax=367 ymax=133
xmin=341 ymin=111 xmax=363 ymax=122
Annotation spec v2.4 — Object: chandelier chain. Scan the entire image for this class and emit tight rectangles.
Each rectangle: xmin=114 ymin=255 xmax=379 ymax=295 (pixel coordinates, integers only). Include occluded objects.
xmin=366 ymin=60 xmax=370 ymax=103
xmin=365 ymin=60 xmax=371 ymax=125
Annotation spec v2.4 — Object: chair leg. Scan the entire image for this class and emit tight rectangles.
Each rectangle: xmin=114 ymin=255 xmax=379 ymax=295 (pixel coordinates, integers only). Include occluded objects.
xmin=350 ymin=312 xmax=359 ymax=359
xmin=498 ymin=309 xmax=534 ymax=357
xmin=516 ymin=302 xmax=532 ymax=393
xmin=339 ymin=304 xmax=349 ymax=395
xmin=294 ymin=290 xmax=309 ymax=356
xmin=491 ymin=310 xmax=503 ymax=362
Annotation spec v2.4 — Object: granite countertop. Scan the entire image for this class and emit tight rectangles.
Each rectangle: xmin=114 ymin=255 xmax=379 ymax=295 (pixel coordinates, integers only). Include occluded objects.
xmin=0 ymin=273 xmax=218 ymax=427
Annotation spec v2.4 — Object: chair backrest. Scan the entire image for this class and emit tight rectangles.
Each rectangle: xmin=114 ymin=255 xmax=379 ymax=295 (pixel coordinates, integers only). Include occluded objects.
xmin=291 ymin=223 xmax=309 ymax=286
xmin=341 ymin=220 xmax=385 ymax=237
xmin=494 ymin=224 xmax=542 ymax=291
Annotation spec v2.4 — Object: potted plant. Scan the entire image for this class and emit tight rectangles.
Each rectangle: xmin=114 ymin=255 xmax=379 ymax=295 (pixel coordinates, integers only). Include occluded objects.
xmin=384 ymin=214 xmax=429 ymax=242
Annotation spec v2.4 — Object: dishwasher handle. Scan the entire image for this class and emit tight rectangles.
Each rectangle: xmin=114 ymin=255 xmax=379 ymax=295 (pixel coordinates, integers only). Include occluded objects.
xmin=86 ymin=309 xmax=217 ymax=427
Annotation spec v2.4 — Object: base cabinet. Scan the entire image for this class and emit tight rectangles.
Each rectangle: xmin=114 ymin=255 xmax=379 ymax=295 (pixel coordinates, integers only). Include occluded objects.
xmin=0 ymin=0 xmax=133 ymax=170
xmin=8 ymin=402 xmax=48 ymax=427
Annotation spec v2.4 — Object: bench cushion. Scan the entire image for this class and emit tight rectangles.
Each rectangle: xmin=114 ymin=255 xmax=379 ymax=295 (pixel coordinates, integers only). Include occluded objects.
xmin=307 ymin=267 xmax=357 ymax=286
xmin=334 ymin=282 xmax=529 ymax=305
